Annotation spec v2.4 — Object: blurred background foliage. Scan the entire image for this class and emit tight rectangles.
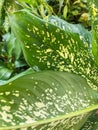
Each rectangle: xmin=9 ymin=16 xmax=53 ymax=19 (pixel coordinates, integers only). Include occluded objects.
xmin=47 ymin=0 xmax=91 ymax=29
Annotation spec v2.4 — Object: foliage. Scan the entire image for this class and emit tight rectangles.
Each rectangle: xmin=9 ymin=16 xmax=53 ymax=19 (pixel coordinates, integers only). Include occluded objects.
xmin=0 ymin=0 xmax=98 ymax=129
xmin=0 ymin=71 xmax=98 ymax=130
xmin=47 ymin=0 xmax=91 ymax=28
xmin=89 ymin=0 xmax=98 ymax=67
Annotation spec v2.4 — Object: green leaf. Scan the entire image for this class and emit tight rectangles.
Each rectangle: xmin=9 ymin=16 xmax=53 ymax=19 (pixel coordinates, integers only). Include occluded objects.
xmin=3 ymin=32 xmax=22 ymax=60
xmin=9 ymin=9 xmax=98 ymax=90
xmin=48 ymin=15 xmax=92 ymax=45
xmin=0 ymin=68 xmax=33 ymax=86
xmin=0 ymin=0 xmax=4 ymax=25
xmin=88 ymin=0 xmax=98 ymax=66
xmin=0 ymin=71 xmax=97 ymax=129
xmin=0 ymin=65 xmax=13 ymax=80
xmin=63 ymin=5 xmax=68 ymax=19
xmin=81 ymin=110 xmax=98 ymax=130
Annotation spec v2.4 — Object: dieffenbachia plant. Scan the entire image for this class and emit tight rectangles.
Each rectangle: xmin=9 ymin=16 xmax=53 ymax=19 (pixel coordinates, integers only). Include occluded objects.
xmin=0 ymin=0 xmax=98 ymax=130
xmin=0 ymin=71 xmax=97 ymax=130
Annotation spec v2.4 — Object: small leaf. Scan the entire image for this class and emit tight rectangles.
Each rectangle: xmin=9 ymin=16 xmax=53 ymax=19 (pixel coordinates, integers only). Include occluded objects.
xmin=0 ymin=65 xmax=13 ymax=80
xmin=63 ymin=5 xmax=68 ymax=19
xmin=0 ymin=71 xmax=97 ymax=129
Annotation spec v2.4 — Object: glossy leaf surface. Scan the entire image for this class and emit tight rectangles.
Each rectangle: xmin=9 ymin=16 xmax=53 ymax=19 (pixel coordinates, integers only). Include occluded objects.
xmin=0 ymin=71 xmax=97 ymax=130
xmin=0 ymin=1 xmax=98 ymax=130
xmin=48 ymin=15 xmax=92 ymax=45
xmin=9 ymin=10 xmax=98 ymax=90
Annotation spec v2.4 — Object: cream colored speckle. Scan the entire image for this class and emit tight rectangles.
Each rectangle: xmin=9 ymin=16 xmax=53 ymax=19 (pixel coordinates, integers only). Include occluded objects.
xmin=25 ymin=34 xmax=30 ymax=38
xmin=25 ymin=45 xmax=30 ymax=49
xmin=2 ymin=106 xmax=11 ymax=111
xmin=5 ymin=91 xmax=10 ymax=95
xmin=35 ymin=102 xmax=45 ymax=108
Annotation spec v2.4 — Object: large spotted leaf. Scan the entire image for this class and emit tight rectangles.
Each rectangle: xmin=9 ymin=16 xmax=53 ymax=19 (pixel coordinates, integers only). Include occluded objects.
xmin=0 ymin=71 xmax=98 ymax=130
xmin=9 ymin=9 xmax=98 ymax=90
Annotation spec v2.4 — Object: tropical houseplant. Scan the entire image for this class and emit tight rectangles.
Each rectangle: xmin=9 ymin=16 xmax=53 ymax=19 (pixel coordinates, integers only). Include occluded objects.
xmin=0 ymin=0 xmax=98 ymax=129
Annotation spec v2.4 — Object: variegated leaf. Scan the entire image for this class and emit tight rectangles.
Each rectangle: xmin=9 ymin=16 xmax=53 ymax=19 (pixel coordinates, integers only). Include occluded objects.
xmin=9 ymin=9 xmax=98 ymax=91
xmin=0 ymin=71 xmax=97 ymax=130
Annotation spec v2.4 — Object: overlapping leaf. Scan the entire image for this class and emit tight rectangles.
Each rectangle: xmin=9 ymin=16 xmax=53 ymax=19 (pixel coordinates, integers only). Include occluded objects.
xmin=0 ymin=71 xmax=97 ymax=130
xmin=9 ymin=9 xmax=98 ymax=90
xmin=80 ymin=110 xmax=98 ymax=130
xmin=0 ymin=1 xmax=97 ymax=130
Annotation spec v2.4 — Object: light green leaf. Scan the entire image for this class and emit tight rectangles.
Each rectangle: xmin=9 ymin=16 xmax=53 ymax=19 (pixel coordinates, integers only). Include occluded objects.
xmin=16 ymin=0 xmax=38 ymax=8
xmin=63 ymin=5 xmax=68 ymax=19
xmin=9 ymin=9 xmax=98 ymax=90
xmin=0 ymin=71 xmax=97 ymax=130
